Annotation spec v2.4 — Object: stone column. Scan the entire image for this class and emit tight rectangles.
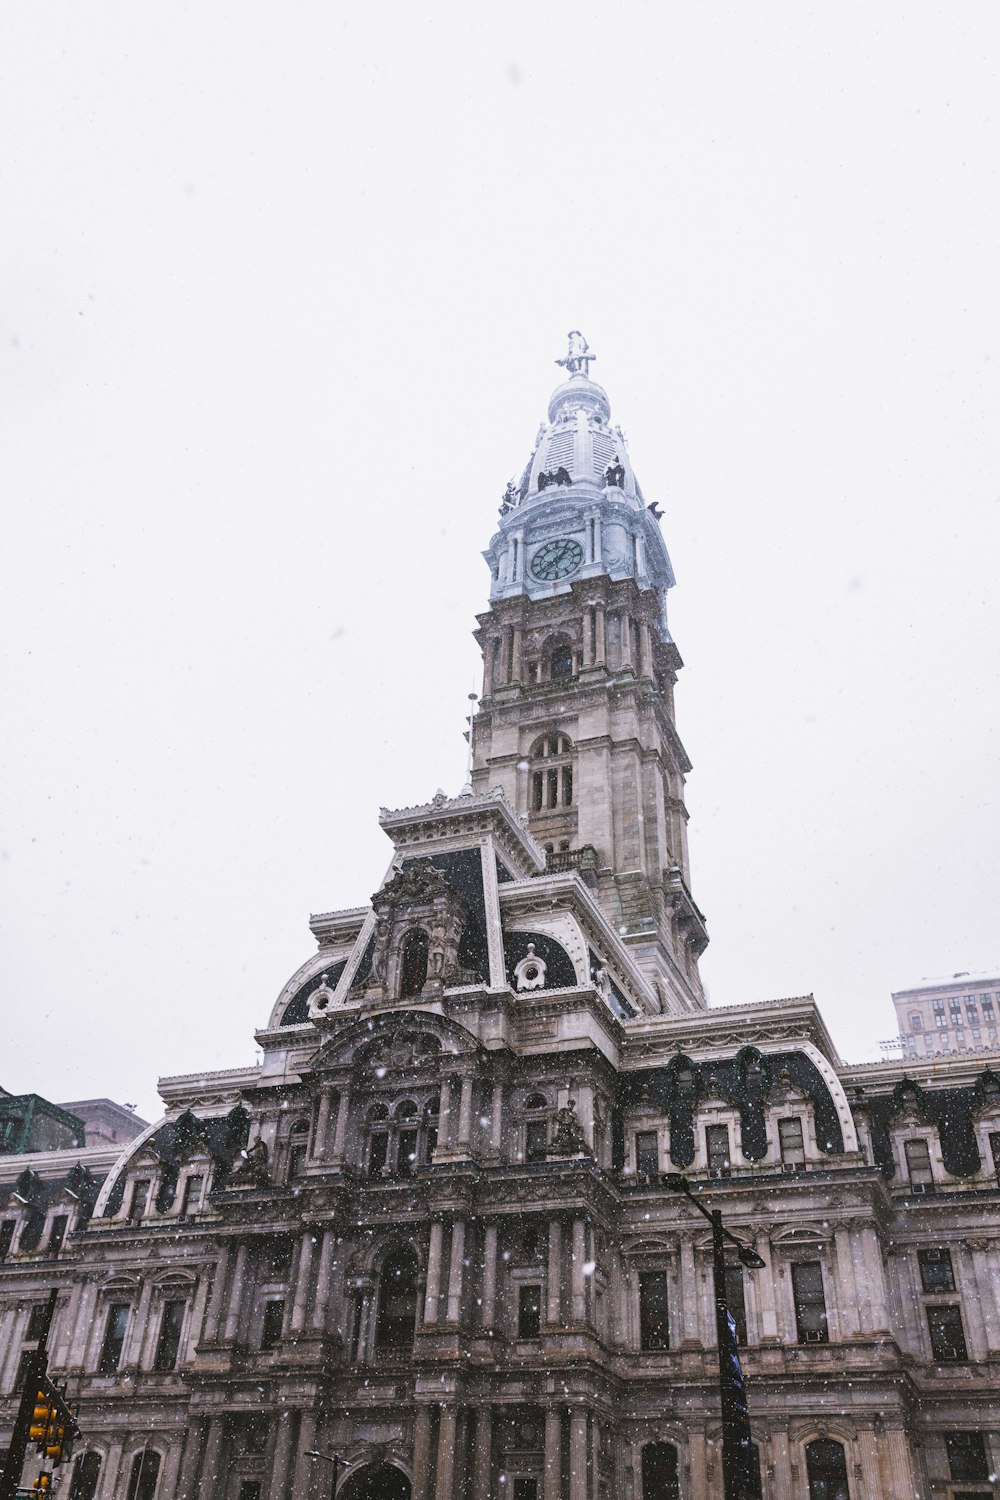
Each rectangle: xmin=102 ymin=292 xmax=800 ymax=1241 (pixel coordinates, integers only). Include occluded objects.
xmin=355 ymin=1284 xmax=374 ymax=1359
xmin=680 ymin=1237 xmax=699 ymax=1344
xmin=571 ymin=1219 xmax=587 ymax=1324
xmin=860 ymin=1222 xmax=890 ymax=1333
xmin=175 ymin=1418 xmax=207 ymax=1500
xmin=544 ymin=1407 xmax=562 ymax=1500
xmin=201 ymin=1418 xmax=227 ymax=1498
xmin=101 ymin=1441 xmax=125 ymax=1500
xmin=883 ymin=1428 xmax=918 ymax=1495
xmin=456 ymin=1076 xmax=474 ymax=1154
xmin=500 ymin=627 xmax=513 ymax=685
xmin=201 ymin=1244 xmax=231 ymax=1344
xmin=293 ymin=1412 xmax=324 ymax=1500
xmin=222 ymin=1241 xmax=249 ymax=1342
xmin=768 ymin=1431 xmax=793 ymax=1500
xmin=425 ymin=1221 xmax=444 ymax=1324
xmin=311 ymin=1228 xmax=337 ymax=1333
xmin=582 ymin=608 xmax=594 ymax=669
xmin=482 ymin=641 xmax=495 ymax=698
xmin=439 ymin=1079 xmax=457 ymax=1153
xmin=435 ymin=1407 xmax=458 ymax=1500
xmin=490 ymin=1082 xmax=504 ymax=1156
xmin=412 ymin=1407 xmax=434 ymax=1500
xmin=620 ymin=613 xmax=633 ymax=671
xmin=569 ymin=1411 xmax=588 ymax=1500
xmin=856 ymin=1429 xmax=885 ymax=1500
xmin=481 ymin=1221 xmax=499 ymax=1331
xmin=446 ymin=1220 xmax=466 ymax=1323
xmin=472 ymin=1407 xmax=493 ymax=1500
xmin=595 ymin=602 xmax=606 ymax=667
xmin=330 ymin=1086 xmax=353 ymax=1164
xmin=512 ymin=624 xmax=523 ymax=683
xmin=832 ymin=1227 xmax=859 ymax=1338
xmin=269 ymin=1408 xmax=296 ymax=1500
xmin=547 ymin=1219 xmax=563 ymax=1325
xmin=124 ymin=1278 xmax=155 ymax=1368
xmin=756 ymin=1248 xmax=779 ymax=1342
xmin=291 ymin=1231 xmax=318 ymax=1333
xmin=313 ymin=1087 xmax=336 ymax=1159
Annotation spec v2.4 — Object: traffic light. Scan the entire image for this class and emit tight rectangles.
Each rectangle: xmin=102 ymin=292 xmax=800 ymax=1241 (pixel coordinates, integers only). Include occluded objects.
xmin=45 ymin=1418 xmax=67 ymax=1463
xmin=32 ymin=1473 xmax=51 ymax=1494
xmin=28 ymin=1392 xmax=53 ymax=1448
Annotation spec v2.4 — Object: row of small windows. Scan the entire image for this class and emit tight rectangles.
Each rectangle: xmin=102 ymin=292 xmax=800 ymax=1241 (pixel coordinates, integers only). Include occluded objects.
xmin=903 ymin=1131 xmax=1000 ymax=1191
xmin=367 ymin=1098 xmax=438 ymax=1179
xmin=632 ymin=1118 xmax=808 ymax=1178
xmin=66 ymin=1450 xmax=160 ymax=1500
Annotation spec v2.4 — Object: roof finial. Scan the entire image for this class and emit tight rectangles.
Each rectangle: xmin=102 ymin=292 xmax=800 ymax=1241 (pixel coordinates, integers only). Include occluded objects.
xmin=556 ymin=329 xmax=596 ymax=379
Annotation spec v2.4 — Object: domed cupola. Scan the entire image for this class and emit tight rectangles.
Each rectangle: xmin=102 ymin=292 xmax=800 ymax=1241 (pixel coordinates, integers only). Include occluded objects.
xmin=486 ymin=332 xmax=674 ymax=603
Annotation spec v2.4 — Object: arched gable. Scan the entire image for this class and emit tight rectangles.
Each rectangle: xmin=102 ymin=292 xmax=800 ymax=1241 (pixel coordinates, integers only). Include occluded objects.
xmin=309 ymin=1008 xmax=482 ymax=1075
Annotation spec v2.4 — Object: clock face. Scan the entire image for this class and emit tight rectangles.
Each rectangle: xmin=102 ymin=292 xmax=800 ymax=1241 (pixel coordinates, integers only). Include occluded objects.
xmin=530 ymin=538 xmax=583 ymax=581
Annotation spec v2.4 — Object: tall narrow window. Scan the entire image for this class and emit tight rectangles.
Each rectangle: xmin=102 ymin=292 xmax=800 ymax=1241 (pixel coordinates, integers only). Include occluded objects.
xmin=638 ymin=1271 xmax=669 ymax=1350
xmin=399 ymin=928 xmax=429 ymax=998
xmin=513 ymin=1480 xmax=538 ymax=1500
xmin=904 ymin=1139 xmax=934 ymax=1191
xmin=705 ymin=1125 xmax=731 ymax=1173
xmin=47 ymin=1215 xmax=69 ymax=1255
xmin=525 ymin=1120 xmax=548 ymax=1163
xmin=27 ymin=1304 xmax=49 ymax=1341
xmin=804 ymin=1440 xmax=849 ymax=1500
xmin=124 ymin=1450 xmax=161 ymax=1500
xmin=368 ymin=1131 xmax=389 ymax=1179
xmin=945 ymin=1431 xmax=989 ymax=1482
xmin=641 ymin=1442 xmax=680 ymax=1500
xmin=287 ymin=1121 xmax=309 ymax=1180
xmin=180 ymin=1175 xmax=204 ymax=1216
xmin=518 ymin=1283 xmax=542 ymax=1339
xmin=375 ymin=1246 xmax=419 ymax=1350
xmin=153 ymin=1300 xmax=185 ymax=1372
xmin=635 ymin=1131 xmax=659 ymax=1178
xmin=128 ymin=1180 xmax=150 ymax=1222
xmin=917 ymin=1248 xmax=955 ymax=1293
xmin=724 ymin=1264 xmax=748 ymax=1345
xmin=990 ymin=1131 xmax=1000 ymax=1179
xmin=550 ymin=641 xmax=573 ymax=680
xmin=97 ymin=1303 xmax=130 ymax=1373
xmin=778 ymin=1117 xmax=805 ymax=1167
xmin=260 ymin=1299 xmax=285 ymax=1350
xmin=0 ymin=1220 xmax=14 ymax=1260
xmin=69 ymin=1452 xmax=102 ymax=1500
xmin=927 ymin=1304 xmax=968 ymax=1361
xmin=791 ymin=1262 xmax=828 ymax=1343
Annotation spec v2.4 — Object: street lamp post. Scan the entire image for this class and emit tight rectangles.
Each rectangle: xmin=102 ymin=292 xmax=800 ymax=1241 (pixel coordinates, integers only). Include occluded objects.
xmin=662 ymin=1173 xmax=766 ymax=1500
xmin=305 ymin=1448 xmax=344 ymax=1500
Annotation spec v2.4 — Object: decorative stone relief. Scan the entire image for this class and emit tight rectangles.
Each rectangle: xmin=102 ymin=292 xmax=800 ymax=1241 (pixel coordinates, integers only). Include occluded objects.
xmin=514 ymin=944 xmax=547 ymax=991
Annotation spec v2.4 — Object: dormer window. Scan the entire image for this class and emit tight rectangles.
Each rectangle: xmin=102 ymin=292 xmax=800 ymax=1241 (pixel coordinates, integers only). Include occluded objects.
xmin=399 ymin=928 xmax=429 ymax=998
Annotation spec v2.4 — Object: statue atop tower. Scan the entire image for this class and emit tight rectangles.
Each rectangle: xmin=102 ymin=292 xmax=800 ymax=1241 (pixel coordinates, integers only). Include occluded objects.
xmin=555 ymin=329 xmax=597 ymax=378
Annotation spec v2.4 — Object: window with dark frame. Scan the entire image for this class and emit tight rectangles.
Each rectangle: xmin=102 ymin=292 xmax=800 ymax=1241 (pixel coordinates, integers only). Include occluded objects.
xmin=640 ymin=1441 xmax=680 ymax=1500
xmin=180 ymin=1175 xmax=203 ymax=1216
xmin=27 ymin=1304 xmax=48 ymax=1341
xmin=238 ymin=1484 xmax=262 ymax=1500
xmin=945 ymin=1431 xmax=989 ymax=1482
xmin=804 ymin=1439 xmax=849 ymax=1500
xmin=397 ymin=1128 xmax=418 ymax=1177
xmin=152 ymin=1299 xmax=185 ymax=1372
xmin=124 ymin=1449 xmax=160 ymax=1500
xmin=705 ymin=1124 xmax=731 ymax=1172
xmin=904 ymin=1138 xmax=934 ymax=1189
xmin=778 ymin=1117 xmax=805 ymax=1166
xmin=68 ymin=1451 xmax=102 ymax=1500
xmin=375 ymin=1247 xmax=419 ymax=1350
xmin=368 ymin=1132 xmax=389 ymax=1178
xmin=791 ymin=1261 xmax=828 ymax=1343
xmin=635 ymin=1130 xmax=659 ymax=1177
xmin=518 ymin=1283 xmax=542 ymax=1339
xmin=259 ymin=1299 xmax=285 ymax=1351
xmin=525 ymin=1120 xmax=548 ymax=1163
xmin=128 ymin=1179 xmax=150 ymax=1221
xmin=512 ymin=1479 xmax=538 ymax=1500
xmin=989 ymin=1131 xmax=1000 ymax=1179
xmin=927 ymin=1303 xmax=968 ymax=1361
xmin=97 ymin=1303 xmax=130 ymax=1373
xmin=47 ymin=1214 xmax=69 ymax=1255
xmin=287 ymin=1123 xmax=309 ymax=1180
xmin=0 ymin=1220 xmax=15 ymax=1260
xmin=638 ymin=1271 xmax=669 ymax=1350
xmin=917 ymin=1247 xmax=955 ymax=1293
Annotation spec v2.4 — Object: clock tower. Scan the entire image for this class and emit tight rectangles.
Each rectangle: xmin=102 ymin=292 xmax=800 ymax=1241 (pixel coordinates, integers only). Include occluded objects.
xmin=471 ymin=334 xmax=708 ymax=1013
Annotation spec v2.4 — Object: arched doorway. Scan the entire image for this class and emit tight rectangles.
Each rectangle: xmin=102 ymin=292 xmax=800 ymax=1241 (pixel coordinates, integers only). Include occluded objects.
xmin=339 ymin=1463 xmax=411 ymax=1500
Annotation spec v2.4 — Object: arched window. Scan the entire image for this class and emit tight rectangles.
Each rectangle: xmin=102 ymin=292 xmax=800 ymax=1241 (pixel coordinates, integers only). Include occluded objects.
xmin=529 ymin=734 xmax=574 ymax=812
xmin=125 ymin=1450 xmax=161 ymax=1500
xmin=805 ymin=1439 xmax=850 ymax=1500
xmin=641 ymin=1441 xmax=679 ymax=1500
xmin=375 ymin=1246 xmax=419 ymax=1351
xmin=523 ymin=1093 xmax=550 ymax=1163
xmin=399 ymin=929 xmax=429 ymax=998
xmin=69 ymin=1452 xmax=102 ymax=1500
xmin=395 ymin=1100 xmax=419 ymax=1178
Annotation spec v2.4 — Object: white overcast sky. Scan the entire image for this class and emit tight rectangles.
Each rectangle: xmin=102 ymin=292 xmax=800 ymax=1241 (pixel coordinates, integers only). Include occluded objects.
xmin=3 ymin=4 xmax=1000 ymax=1123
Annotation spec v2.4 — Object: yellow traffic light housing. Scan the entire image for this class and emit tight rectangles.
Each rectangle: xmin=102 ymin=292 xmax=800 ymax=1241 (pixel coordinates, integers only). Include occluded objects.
xmin=45 ymin=1421 xmax=66 ymax=1462
xmin=32 ymin=1473 xmax=52 ymax=1494
xmin=28 ymin=1392 xmax=53 ymax=1447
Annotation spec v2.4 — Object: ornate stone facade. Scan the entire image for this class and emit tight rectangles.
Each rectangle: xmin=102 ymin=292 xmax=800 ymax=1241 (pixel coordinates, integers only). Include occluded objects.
xmin=2 ymin=341 xmax=999 ymax=1500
